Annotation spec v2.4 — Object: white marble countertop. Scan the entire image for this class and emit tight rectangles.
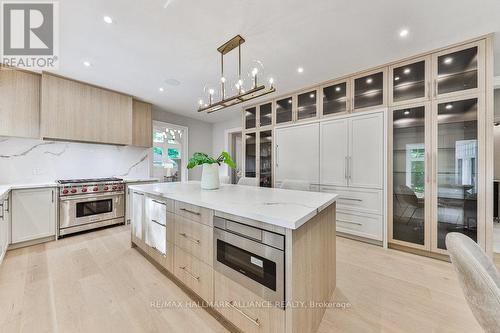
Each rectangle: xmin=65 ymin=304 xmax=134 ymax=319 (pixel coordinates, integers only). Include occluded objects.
xmin=129 ymin=181 xmax=337 ymax=230
xmin=122 ymin=178 xmax=160 ymax=183
xmin=0 ymin=182 xmax=58 ymax=197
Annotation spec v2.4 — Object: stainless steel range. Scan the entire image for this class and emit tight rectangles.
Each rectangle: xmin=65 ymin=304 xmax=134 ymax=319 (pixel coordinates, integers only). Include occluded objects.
xmin=57 ymin=177 xmax=125 ymax=236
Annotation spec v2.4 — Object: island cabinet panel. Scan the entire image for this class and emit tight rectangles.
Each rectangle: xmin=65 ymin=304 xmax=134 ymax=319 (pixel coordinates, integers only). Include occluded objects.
xmin=40 ymin=73 xmax=133 ymax=145
xmin=174 ymin=215 xmax=213 ymax=266
xmin=0 ymin=67 xmax=40 ymax=138
xmin=174 ymin=201 xmax=213 ymax=226
xmin=214 ymin=271 xmax=285 ymax=333
xmin=132 ymin=100 xmax=152 ymax=147
xmin=174 ymin=245 xmax=214 ymax=303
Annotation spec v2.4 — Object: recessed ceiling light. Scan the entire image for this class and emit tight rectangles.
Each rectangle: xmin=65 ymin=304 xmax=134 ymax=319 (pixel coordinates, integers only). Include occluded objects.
xmin=404 ymin=110 xmax=410 ymax=115
xmin=335 ymin=86 xmax=341 ymax=92
xmin=366 ymin=78 xmax=373 ymax=84
xmin=403 ymin=68 xmax=411 ymax=74
xmin=83 ymin=61 xmax=91 ymax=67
xmin=297 ymin=67 xmax=304 ymax=73
xmin=394 ymin=76 xmax=400 ymax=81
xmin=399 ymin=29 xmax=409 ymax=38
xmin=445 ymin=104 xmax=453 ymax=110
xmin=159 ymin=87 xmax=165 ymax=92
xmin=103 ymin=16 xmax=113 ymax=24
xmin=310 ymin=93 xmax=315 ymax=98
xmin=444 ymin=57 xmax=453 ymax=65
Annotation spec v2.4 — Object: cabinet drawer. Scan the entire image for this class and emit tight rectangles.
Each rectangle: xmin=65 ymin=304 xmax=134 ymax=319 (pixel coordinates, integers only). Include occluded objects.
xmin=146 ymin=219 xmax=166 ymax=256
xmin=174 ymin=215 xmax=213 ymax=266
xmin=320 ymin=186 xmax=382 ymax=215
xmin=174 ymin=246 xmax=214 ymax=302
xmin=175 ymin=201 xmax=212 ymax=226
xmin=336 ymin=210 xmax=383 ymax=241
xmin=132 ymin=234 xmax=174 ymax=272
xmin=146 ymin=197 xmax=168 ymax=225
xmin=214 ymin=271 xmax=285 ymax=333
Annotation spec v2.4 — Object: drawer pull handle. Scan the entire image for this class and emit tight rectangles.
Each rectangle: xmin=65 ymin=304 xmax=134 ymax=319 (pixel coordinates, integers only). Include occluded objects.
xmin=179 ymin=233 xmax=200 ymax=244
xmin=337 ymin=219 xmax=362 ymax=226
xmin=180 ymin=208 xmax=201 ymax=216
xmin=151 ymin=219 xmax=166 ymax=227
xmin=179 ymin=266 xmax=199 ymax=281
xmin=152 ymin=199 xmax=166 ymax=206
xmin=133 ymin=192 xmax=144 ymax=196
xmin=338 ymin=197 xmax=363 ymax=202
xmin=228 ymin=301 xmax=260 ymax=327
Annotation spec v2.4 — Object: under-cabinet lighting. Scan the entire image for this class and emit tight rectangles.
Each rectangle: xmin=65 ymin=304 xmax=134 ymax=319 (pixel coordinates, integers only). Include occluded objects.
xmin=366 ymin=78 xmax=373 ymax=84
xmin=444 ymin=57 xmax=453 ymax=65
xmin=403 ymin=68 xmax=411 ymax=74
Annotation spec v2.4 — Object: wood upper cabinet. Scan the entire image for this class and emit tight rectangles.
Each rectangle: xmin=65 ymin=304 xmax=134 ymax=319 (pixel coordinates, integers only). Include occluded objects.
xmin=132 ymin=99 xmax=152 ymax=147
xmin=0 ymin=67 xmax=40 ymax=138
xmin=40 ymin=73 xmax=133 ymax=145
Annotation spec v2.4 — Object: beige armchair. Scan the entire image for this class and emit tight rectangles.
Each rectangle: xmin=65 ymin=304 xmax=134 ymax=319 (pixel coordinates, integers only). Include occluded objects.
xmin=446 ymin=232 xmax=500 ymax=333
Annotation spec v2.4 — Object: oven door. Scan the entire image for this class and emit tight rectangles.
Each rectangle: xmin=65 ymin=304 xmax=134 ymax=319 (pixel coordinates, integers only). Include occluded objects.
xmin=59 ymin=193 xmax=124 ymax=229
xmin=214 ymin=227 xmax=284 ymax=304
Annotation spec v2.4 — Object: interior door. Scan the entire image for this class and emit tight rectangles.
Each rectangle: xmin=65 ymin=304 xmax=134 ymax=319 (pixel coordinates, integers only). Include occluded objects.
xmin=275 ymin=123 xmax=320 ymax=186
xmin=320 ymin=119 xmax=349 ymax=187
xmin=349 ymin=112 xmax=384 ymax=189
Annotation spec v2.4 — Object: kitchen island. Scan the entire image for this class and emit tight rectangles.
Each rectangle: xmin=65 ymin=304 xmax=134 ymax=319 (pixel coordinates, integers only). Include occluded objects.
xmin=129 ymin=181 xmax=337 ymax=333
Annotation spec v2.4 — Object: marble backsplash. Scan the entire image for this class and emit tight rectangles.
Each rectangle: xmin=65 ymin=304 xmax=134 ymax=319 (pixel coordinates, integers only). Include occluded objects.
xmin=0 ymin=136 xmax=151 ymax=184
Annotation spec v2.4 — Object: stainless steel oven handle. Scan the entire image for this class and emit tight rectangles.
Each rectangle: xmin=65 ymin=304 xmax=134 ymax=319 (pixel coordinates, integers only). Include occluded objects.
xmin=179 ymin=232 xmax=200 ymax=244
xmin=180 ymin=208 xmax=201 ymax=216
xmin=228 ymin=301 xmax=260 ymax=327
xmin=59 ymin=192 xmax=124 ymax=201
xmin=179 ymin=266 xmax=199 ymax=281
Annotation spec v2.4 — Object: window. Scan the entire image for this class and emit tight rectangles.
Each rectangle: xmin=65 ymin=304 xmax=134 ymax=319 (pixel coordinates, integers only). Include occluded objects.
xmin=152 ymin=122 xmax=188 ymax=182
xmin=405 ymin=144 xmax=425 ymax=194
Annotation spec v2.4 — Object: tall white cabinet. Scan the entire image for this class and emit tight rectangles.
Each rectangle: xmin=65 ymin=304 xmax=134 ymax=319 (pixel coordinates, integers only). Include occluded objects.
xmin=320 ymin=111 xmax=385 ymax=242
xmin=0 ymin=192 xmax=10 ymax=264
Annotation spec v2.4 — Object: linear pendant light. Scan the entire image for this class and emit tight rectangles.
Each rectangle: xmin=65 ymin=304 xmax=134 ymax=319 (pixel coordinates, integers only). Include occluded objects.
xmin=198 ymin=35 xmax=276 ymax=114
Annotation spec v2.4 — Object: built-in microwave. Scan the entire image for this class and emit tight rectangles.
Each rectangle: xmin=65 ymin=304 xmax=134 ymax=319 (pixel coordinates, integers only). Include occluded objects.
xmin=213 ymin=216 xmax=285 ymax=305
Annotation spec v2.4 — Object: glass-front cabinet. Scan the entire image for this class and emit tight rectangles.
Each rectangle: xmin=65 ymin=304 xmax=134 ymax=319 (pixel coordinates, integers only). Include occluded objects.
xmin=390 ymin=56 xmax=430 ymax=106
xmin=390 ymin=104 xmax=430 ymax=249
xmin=297 ymin=90 xmax=318 ymax=120
xmin=259 ymin=131 xmax=273 ymax=187
xmin=352 ymin=69 xmax=386 ymax=111
xmin=275 ymin=96 xmax=294 ymax=124
xmin=433 ymin=97 xmax=479 ymax=252
xmin=322 ymin=81 xmax=349 ymax=117
xmin=433 ymin=41 xmax=484 ymax=99
xmin=245 ymin=107 xmax=257 ymax=130
xmin=259 ymin=102 xmax=273 ymax=127
xmin=244 ymin=132 xmax=257 ymax=178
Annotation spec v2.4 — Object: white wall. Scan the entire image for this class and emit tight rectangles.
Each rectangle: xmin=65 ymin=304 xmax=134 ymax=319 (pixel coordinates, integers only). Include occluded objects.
xmin=212 ymin=115 xmax=242 ymax=177
xmin=0 ymin=137 xmax=150 ymax=184
xmin=152 ymin=107 xmax=213 ymax=180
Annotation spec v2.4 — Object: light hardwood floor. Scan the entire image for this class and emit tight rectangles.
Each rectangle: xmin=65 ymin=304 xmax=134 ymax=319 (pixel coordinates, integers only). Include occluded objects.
xmin=0 ymin=226 xmax=485 ymax=333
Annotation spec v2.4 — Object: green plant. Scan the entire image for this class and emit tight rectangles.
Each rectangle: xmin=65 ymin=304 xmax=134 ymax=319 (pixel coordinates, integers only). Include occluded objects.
xmin=187 ymin=151 xmax=236 ymax=169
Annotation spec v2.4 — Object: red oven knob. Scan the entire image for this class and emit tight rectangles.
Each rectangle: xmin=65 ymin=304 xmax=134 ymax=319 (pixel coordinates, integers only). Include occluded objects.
xmin=70 ymin=189 xmax=77 ymax=193
xmin=118 ymin=185 xmax=123 ymax=190
xmin=62 ymin=189 xmax=69 ymax=194
xmin=93 ymin=187 xmax=98 ymax=191
xmin=112 ymin=185 xmax=117 ymax=190
xmin=104 ymin=186 xmax=109 ymax=191
xmin=81 ymin=188 xmax=87 ymax=192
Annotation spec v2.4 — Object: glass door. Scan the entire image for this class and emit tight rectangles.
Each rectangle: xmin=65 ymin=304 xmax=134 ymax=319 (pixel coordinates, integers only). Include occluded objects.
xmin=322 ymin=80 xmax=349 ymax=117
xmin=275 ymin=96 xmax=294 ymax=124
xmin=352 ymin=69 xmax=386 ymax=112
xmin=297 ymin=90 xmax=318 ymax=121
xmin=245 ymin=107 xmax=257 ymax=130
xmin=432 ymin=41 xmax=484 ymax=99
xmin=432 ymin=97 xmax=480 ymax=253
xmin=390 ymin=104 xmax=431 ymax=249
xmin=259 ymin=130 xmax=273 ymax=187
xmin=259 ymin=102 xmax=273 ymax=127
xmin=390 ymin=56 xmax=430 ymax=106
xmin=244 ymin=132 xmax=257 ymax=178
xmin=152 ymin=122 xmax=188 ymax=182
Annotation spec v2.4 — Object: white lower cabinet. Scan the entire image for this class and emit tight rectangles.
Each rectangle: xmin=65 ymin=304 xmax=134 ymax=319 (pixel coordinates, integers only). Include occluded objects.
xmin=336 ymin=210 xmax=383 ymax=241
xmin=11 ymin=188 xmax=56 ymax=244
xmin=131 ymin=191 xmax=145 ymax=240
xmin=145 ymin=197 xmax=168 ymax=255
xmin=0 ymin=193 xmax=10 ymax=263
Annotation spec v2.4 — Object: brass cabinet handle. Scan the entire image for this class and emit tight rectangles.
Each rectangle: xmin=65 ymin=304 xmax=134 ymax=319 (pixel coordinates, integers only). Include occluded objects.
xmin=179 ymin=232 xmax=200 ymax=244
xmin=179 ymin=266 xmax=199 ymax=281
xmin=180 ymin=208 xmax=200 ymax=216
xmin=228 ymin=301 xmax=260 ymax=327
xmin=337 ymin=219 xmax=362 ymax=226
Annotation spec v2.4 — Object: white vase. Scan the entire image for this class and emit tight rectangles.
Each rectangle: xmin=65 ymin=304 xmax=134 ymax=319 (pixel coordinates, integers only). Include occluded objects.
xmin=201 ymin=163 xmax=220 ymax=190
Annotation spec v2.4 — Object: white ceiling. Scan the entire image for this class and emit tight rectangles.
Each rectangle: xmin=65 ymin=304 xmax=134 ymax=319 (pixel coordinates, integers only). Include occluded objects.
xmin=55 ymin=0 xmax=500 ymax=123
